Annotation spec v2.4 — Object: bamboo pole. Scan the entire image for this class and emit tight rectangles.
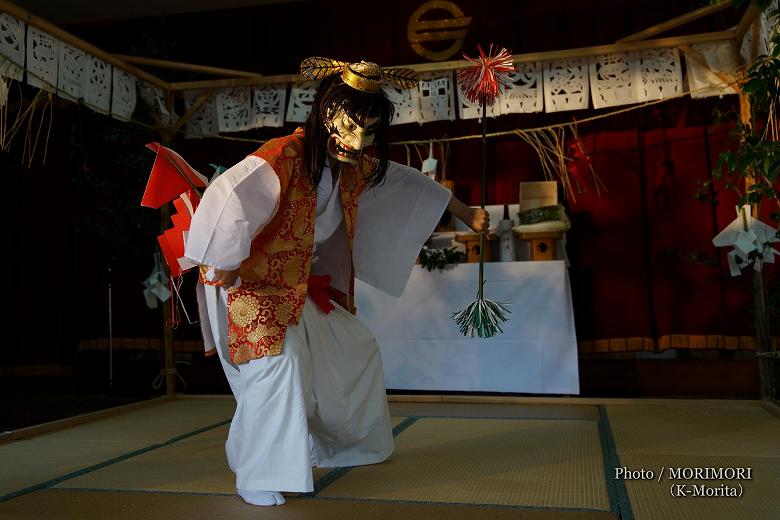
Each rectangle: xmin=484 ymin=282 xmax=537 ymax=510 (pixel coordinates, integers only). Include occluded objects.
xmin=735 ymin=3 xmax=759 ymax=44
xmin=0 ymin=0 xmax=170 ymax=90
xmin=169 ymin=30 xmax=736 ymax=92
xmin=114 ymin=54 xmax=263 ymax=79
xmin=617 ymin=1 xmax=732 ymax=43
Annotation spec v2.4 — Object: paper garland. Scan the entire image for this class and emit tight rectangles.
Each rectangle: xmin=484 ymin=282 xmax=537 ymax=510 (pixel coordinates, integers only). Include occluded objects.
xmin=543 ymin=58 xmax=590 ymax=112
xmin=26 ymin=27 xmax=58 ymax=91
xmin=589 ymin=52 xmax=640 ymax=109
xmin=382 ymin=84 xmax=422 ymax=125
xmin=685 ymin=40 xmax=740 ymax=99
xmin=498 ymin=62 xmax=544 ymax=114
xmin=0 ymin=11 xmax=770 ymax=132
xmin=285 ymin=80 xmax=319 ymax=123
xmin=0 ymin=13 xmax=24 ymax=81
xmin=111 ymin=68 xmax=136 ymax=121
xmin=183 ymin=89 xmax=218 ymax=138
xmin=216 ymin=87 xmax=252 ymax=132
xmin=419 ymin=71 xmax=456 ymax=122
xmin=82 ymin=55 xmax=111 ymax=114
xmin=57 ymin=43 xmax=85 ymax=101
xmin=252 ymin=84 xmax=287 ymax=128
xmin=637 ymin=48 xmax=683 ymax=102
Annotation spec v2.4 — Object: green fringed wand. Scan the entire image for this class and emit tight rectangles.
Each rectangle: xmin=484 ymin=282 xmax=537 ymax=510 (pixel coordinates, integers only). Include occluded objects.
xmin=452 ymin=44 xmax=514 ymax=338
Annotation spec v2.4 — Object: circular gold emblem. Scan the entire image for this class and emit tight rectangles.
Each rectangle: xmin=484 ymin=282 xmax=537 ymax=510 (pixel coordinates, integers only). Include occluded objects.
xmin=407 ymin=1 xmax=472 ymax=62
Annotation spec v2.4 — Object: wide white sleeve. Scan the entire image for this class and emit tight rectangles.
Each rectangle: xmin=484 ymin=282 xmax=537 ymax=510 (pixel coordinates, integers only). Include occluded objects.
xmin=355 ymin=161 xmax=451 ymax=297
xmin=184 ymin=155 xmax=281 ymax=271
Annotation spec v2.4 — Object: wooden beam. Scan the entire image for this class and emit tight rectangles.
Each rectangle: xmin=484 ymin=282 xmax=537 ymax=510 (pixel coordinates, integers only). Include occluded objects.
xmin=617 ymin=1 xmax=733 ymax=43
xmin=172 ymin=92 xmax=210 ymax=132
xmin=735 ymin=2 xmax=759 ymax=43
xmin=113 ymin=54 xmax=263 ymax=79
xmin=171 ymin=73 xmax=303 ymax=91
xmin=170 ymin=30 xmax=736 ymax=92
xmin=0 ymin=0 xmax=169 ymax=90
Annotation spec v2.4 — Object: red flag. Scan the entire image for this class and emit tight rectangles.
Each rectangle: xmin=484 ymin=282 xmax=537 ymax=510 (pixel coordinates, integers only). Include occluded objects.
xmin=157 ymin=231 xmax=183 ymax=278
xmin=156 ymin=193 xmax=200 ymax=278
xmin=141 ymin=143 xmax=207 ymax=208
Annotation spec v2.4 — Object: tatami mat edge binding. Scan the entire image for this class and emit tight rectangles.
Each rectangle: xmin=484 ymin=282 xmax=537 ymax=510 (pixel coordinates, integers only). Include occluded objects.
xmin=598 ymin=405 xmax=635 ymax=520
xmin=0 ymin=418 xmax=230 ymax=503
xmin=1 ymin=396 xmax=174 ymax=444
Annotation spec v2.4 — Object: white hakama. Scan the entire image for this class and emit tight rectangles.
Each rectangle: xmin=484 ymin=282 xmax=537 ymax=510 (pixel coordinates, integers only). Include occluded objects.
xmin=188 ymin=156 xmax=450 ymax=493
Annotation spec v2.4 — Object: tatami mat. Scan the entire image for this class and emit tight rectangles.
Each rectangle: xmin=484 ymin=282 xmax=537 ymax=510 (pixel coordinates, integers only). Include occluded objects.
xmin=0 ymin=399 xmax=235 ymax=499
xmin=389 ymin=402 xmax=599 ymax=420
xmin=0 ymin=490 xmax=619 ymax=520
xmin=605 ymin=402 xmax=780 ymax=520
xmin=6 ymin=397 xmax=779 ymax=519
xmin=319 ymin=417 xmax=610 ymax=511
xmin=55 ymin=422 xmax=335 ymax=494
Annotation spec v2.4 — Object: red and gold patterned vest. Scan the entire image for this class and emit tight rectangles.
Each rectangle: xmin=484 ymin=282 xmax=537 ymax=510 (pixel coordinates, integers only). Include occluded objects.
xmin=225 ymin=129 xmax=370 ymax=364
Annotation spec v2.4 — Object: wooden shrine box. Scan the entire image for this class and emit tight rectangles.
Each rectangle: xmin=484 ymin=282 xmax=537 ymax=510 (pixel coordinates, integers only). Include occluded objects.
xmin=514 ymin=229 xmax=563 ymax=261
xmin=454 ymin=233 xmax=498 ymax=263
xmin=515 ymin=181 xmax=567 ymax=261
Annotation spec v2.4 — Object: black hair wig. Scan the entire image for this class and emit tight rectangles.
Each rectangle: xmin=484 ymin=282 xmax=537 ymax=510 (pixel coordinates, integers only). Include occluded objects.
xmin=303 ymin=74 xmax=395 ymax=191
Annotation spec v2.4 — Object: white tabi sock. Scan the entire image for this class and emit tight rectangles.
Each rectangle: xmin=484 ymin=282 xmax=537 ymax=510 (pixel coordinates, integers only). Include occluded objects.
xmin=237 ymin=489 xmax=285 ymax=506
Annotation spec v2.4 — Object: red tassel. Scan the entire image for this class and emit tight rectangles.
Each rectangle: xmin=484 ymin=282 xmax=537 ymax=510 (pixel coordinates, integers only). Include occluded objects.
xmin=457 ymin=44 xmax=515 ymax=106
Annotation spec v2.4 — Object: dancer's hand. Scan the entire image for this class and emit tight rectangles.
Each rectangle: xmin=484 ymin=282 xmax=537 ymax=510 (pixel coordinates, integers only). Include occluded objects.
xmin=214 ymin=268 xmax=240 ymax=288
xmin=468 ymin=208 xmax=490 ymax=234
xmin=447 ymin=195 xmax=490 ymax=235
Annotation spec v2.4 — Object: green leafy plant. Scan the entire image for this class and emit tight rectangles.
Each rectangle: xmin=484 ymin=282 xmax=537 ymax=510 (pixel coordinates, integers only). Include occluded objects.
xmin=419 ymin=246 xmax=465 ymax=272
xmin=695 ymin=3 xmax=779 ymax=401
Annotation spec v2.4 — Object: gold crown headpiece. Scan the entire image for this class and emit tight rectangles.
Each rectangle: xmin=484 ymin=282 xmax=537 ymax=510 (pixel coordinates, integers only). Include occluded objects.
xmin=300 ymin=57 xmax=418 ymax=93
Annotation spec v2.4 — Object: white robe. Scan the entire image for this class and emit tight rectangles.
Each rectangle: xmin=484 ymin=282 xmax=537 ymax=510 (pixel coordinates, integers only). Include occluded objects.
xmin=187 ymin=156 xmax=450 ymax=493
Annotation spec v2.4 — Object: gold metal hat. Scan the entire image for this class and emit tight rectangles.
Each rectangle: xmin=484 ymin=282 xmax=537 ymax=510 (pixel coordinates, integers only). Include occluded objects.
xmin=300 ymin=57 xmax=418 ymax=92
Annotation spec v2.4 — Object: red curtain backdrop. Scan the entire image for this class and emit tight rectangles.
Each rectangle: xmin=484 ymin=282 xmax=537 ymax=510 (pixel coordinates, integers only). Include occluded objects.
xmin=3 ymin=0 xmax=767 ymax=372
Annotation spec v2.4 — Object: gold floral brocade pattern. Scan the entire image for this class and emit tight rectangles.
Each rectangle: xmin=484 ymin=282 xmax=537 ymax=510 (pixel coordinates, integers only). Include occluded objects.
xmin=224 ymin=129 xmax=372 ymax=364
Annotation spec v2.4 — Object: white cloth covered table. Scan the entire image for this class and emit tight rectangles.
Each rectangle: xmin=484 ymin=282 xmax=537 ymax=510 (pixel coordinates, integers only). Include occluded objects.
xmin=355 ymin=260 xmax=579 ymax=394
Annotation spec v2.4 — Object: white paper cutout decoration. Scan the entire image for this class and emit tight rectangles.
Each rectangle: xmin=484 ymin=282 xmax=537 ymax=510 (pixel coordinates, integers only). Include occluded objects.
xmin=0 ymin=14 xmax=24 ymax=81
xmin=419 ymin=71 xmax=456 ymax=122
xmin=81 ymin=55 xmax=111 ymax=113
xmin=637 ymin=48 xmax=683 ymax=102
xmin=498 ymin=62 xmax=543 ymax=114
xmin=456 ymin=72 xmax=500 ymax=120
xmin=589 ymin=52 xmax=639 ymax=109
xmin=685 ymin=40 xmax=740 ymax=99
xmin=57 ymin=43 xmax=85 ymax=101
xmin=139 ymin=82 xmax=171 ymax=126
xmin=286 ymin=80 xmax=319 ymax=123
xmin=252 ymin=83 xmax=286 ymax=128
xmin=713 ymin=205 xmax=780 ymax=276
xmin=382 ymin=84 xmax=421 ymax=125
xmin=183 ymin=89 xmax=218 ymax=138
xmin=740 ymin=23 xmax=768 ymax=65
xmin=215 ymin=87 xmax=251 ymax=132
xmin=111 ymin=68 xmax=136 ymax=121
xmin=26 ymin=27 xmax=59 ymax=91
xmin=543 ymin=59 xmax=590 ymax=112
